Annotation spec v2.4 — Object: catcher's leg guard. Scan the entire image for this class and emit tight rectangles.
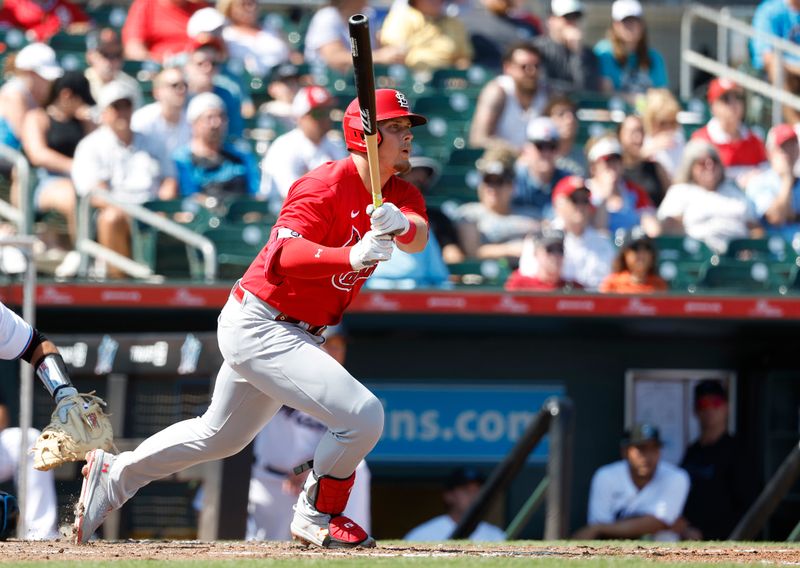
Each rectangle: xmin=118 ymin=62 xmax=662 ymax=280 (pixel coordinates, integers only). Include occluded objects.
xmin=291 ymin=471 xmax=374 ymax=548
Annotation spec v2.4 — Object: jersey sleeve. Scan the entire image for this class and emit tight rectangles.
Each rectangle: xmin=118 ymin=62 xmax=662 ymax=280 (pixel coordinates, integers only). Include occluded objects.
xmin=390 ymin=179 xmax=428 ymax=224
xmin=647 ymin=467 xmax=690 ymax=525
xmin=0 ymin=302 xmax=33 ymax=360
xmin=587 ymin=465 xmax=616 ymax=524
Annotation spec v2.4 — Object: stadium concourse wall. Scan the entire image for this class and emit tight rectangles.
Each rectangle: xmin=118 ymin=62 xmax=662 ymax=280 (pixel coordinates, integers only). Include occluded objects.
xmin=0 ymin=283 xmax=797 ymax=540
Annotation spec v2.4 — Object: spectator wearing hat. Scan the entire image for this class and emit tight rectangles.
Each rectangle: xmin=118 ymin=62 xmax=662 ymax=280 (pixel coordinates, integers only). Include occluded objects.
xmin=0 ymin=0 xmax=88 ymax=42
xmin=459 ymin=0 xmax=541 ymax=70
xmin=132 ymin=67 xmax=192 ymax=161
xmin=85 ymin=28 xmax=144 ymax=111
xmin=379 ymin=0 xmax=473 ymax=74
xmin=599 ymin=231 xmax=667 ymax=294
xmin=469 ymin=42 xmax=549 ymax=151
xmin=505 ymin=229 xmax=582 ymax=291
xmin=21 ymin=71 xmax=95 ymax=251
xmin=173 ymin=92 xmax=259 ymax=201
xmin=122 ymin=0 xmax=209 ymax=62
xmin=244 ymin=324 xmax=372 ymax=541
xmin=544 ymin=94 xmax=587 ymax=177
xmin=514 ymin=116 xmax=571 ymax=216
xmin=585 ymin=134 xmax=660 ymax=236
xmin=573 ymin=424 xmax=690 ymax=541
xmin=518 ymin=176 xmax=615 ymax=289
xmin=302 ymin=0 xmax=404 ymax=73
xmin=752 ymin=0 xmax=800 ymax=123
xmin=533 ymin=0 xmax=603 ymax=94
xmin=657 ymin=140 xmax=762 ymax=254
xmin=746 ymin=123 xmax=800 ymax=241
xmin=217 ymin=0 xmax=292 ymax=78
xmin=72 ymin=81 xmax=178 ymax=278
xmin=679 ymin=380 xmax=758 ymax=541
xmin=0 ymin=43 xmax=62 ymax=153
xmin=185 ymin=42 xmax=245 ymax=139
xmin=618 ymin=114 xmax=671 ymax=207
xmin=258 ymin=63 xmax=309 ymax=132
xmin=454 ymin=143 xmax=540 ymax=263
xmin=691 ymin=78 xmax=767 ymax=187
xmin=593 ymin=0 xmax=668 ymax=98
xmin=260 ymin=86 xmax=346 ymax=204
xmin=404 ymin=467 xmax=505 ymax=541
xmin=399 ymin=156 xmax=466 ymax=264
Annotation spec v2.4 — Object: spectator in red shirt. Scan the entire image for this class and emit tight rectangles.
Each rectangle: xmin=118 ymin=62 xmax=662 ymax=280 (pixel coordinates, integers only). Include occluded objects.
xmin=691 ymin=78 xmax=767 ymax=187
xmin=122 ymin=0 xmax=209 ymax=62
xmin=0 ymin=0 xmax=89 ymax=42
xmin=505 ymin=229 xmax=582 ymax=291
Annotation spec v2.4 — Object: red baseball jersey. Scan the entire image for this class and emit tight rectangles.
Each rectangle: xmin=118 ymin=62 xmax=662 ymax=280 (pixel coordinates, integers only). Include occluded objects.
xmin=241 ymin=157 xmax=427 ymax=326
xmin=691 ymin=126 xmax=767 ymax=167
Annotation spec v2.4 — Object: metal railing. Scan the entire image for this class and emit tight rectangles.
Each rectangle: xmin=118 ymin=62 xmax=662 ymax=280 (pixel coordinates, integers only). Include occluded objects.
xmin=450 ymin=397 xmax=574 ymax=540
xmin=0 ymin=144 xmax=33 ymax=235
xmin=77 ymin=190 xmax=218 ymax=281
xmin=681 ymin=4 xmax=800 ymax=126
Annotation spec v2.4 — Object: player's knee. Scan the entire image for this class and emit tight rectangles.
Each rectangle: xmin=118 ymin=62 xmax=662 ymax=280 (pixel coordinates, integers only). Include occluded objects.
xmin=353 ymin=395 xmax=384 ymax=445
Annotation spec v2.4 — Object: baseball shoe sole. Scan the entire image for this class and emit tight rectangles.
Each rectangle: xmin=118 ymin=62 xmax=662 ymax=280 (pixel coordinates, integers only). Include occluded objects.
xmin=291 ymin=515 xmax=376 ymax=548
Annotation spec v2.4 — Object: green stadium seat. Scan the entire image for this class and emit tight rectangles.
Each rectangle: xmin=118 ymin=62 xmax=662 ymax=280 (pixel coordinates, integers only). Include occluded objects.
xmin=224 ymin=197 xmax=277 ymax=225
xmin=429 ymin=65 xmax=490 ymax=95
xmin=448 ymin=258 xmax=510 ymax=287
xmin=653 ymin=235 xmax=715 ymax=263
xmin=658 ymin=259 xmax=704 ymax=291
xmin=413 ymin=93 xmax=476 ymax=122
xmin=430 ymin=169 xmax=480 ymax=202
xmin=695 ymin=258 xmax=774 ymax=293
xmin=202 ymin=224 xmax=271 ymax=279
xmin=725 ymin=236 xmax=794 ymax=262
xmin=445 ymin=147 xmax=483 ymax=168
xmin=131 ymin=200 xmax=216 ymax=280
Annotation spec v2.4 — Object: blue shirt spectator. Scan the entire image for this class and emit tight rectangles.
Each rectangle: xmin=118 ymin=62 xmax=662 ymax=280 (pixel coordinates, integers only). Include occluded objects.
xmin=365 ymin=232 xmax=451 ymax=290
xmin=593 ymin=0 xmax=668 ymax=94
xmin=514 ymin=117 xmax=571 ymax=218
xmin=174 ymin=92 xmax=260 ymax=198
xmin=752 ymin=0 xmax=800 ymax=71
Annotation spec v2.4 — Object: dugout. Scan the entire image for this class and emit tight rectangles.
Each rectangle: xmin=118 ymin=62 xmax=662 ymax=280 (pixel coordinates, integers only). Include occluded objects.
xmin=0 ymin=285 xmax=798 ymax=540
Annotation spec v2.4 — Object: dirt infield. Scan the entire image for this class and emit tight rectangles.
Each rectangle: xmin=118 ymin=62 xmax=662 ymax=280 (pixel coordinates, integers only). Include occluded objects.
xmin=0 ymin=540 xmax=797 ymax=563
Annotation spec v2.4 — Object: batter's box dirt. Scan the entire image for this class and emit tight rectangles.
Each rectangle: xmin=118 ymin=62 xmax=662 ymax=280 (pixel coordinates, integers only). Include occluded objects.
xmin=0 ymin=540 xmax=797 ymax=564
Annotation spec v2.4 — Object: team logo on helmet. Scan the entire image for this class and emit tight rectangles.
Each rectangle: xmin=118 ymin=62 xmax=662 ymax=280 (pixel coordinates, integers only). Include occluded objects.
xmin=395 ymin=91 xmax=409 ymax=108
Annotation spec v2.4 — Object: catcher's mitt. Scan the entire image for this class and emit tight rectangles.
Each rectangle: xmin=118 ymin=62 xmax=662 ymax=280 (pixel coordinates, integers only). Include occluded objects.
xmin=31 ymin=392 xmax=114 ymax=471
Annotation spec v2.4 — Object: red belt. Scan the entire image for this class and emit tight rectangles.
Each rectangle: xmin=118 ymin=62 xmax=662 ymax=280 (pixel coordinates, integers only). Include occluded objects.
xmin=231 ymin=283 xmax=327 ymax=336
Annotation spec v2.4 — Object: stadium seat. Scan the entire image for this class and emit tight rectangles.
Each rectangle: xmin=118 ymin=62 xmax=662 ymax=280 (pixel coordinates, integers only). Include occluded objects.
xmin=725 ymin=236 xmax=794 ymax=262
xmin=132 ymin=200 xmax=216 ymax=280
xmin=224 ymin=197 xmax=277 ymax=225
xmin=202 ymin=224 xmax=271 ymax=279
xmin=695 ymin=258 xmax=774 ymax=293
xmin=445 ymin=147 xmax=483 ymax=168
xmin=430 ymin=169 xmax=480 ymax=202
xmin=448 ymin=258 xmax=510 ymax=287
xmin=658 ymin=259 xmax=704 ymax=291
xmin=653 ymin=235 xmax=715 ymax=263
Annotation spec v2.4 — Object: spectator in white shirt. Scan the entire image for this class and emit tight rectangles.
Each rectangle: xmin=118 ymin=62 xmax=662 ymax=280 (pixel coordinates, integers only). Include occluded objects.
xmin=404 ymin=467 xmax=505 ymax=542
xmin=518 ymin=175 xmax=615 ymax=290
xmin=218 ymin=0 xmax=291 ymax=78
xmin=260 ymin=86 xmax=346 ymax=204
xmin=573 ymin=424 xmax=690 ymax=542
xmin=131 ymin=67 xmax=192 ymax=161
xmin=657 ymin=139 xmax=762 ymax=253
xmin=72 ymin=81 xmax=177 ymax=278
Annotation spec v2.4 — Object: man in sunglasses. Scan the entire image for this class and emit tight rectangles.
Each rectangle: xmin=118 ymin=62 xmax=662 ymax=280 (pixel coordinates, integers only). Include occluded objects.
xmin=132 ymin=67 xmax=192 ymax=160
xmin=505 ymin=229 xmax=582 ymax=291
xmin=85 ymin=28 xmax=143 ymax=110
xmin=679 ymin=380 xmax=757 ymax=540
xmin=514 ymin=116 xmax=571 ymax=216
xmin=261 ymin=86 xmax=347 ymax=205
xmin=691 ymin=78 xmax=767 ymax=186
xmin=533 ymin=0 xmax=603 ymax=94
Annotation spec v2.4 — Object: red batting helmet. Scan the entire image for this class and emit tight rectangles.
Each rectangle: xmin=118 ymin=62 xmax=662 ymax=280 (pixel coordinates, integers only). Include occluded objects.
xmin=343 ymin=89 xmax=427 ymax=152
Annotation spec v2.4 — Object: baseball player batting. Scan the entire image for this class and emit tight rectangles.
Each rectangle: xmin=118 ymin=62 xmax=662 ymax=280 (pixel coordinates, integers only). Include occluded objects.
xmin=74 ymin=88 xmax=429 ymax=548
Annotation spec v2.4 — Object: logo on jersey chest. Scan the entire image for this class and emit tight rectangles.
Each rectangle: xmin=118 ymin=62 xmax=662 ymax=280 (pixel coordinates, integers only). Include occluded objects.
xmin=332 ymin=226 xmax=376 ymax=291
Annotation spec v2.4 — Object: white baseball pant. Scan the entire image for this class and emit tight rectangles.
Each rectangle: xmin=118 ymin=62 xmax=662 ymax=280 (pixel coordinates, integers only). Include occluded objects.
xmin=0 ymin=428 xmax=58 ymax=539
xmin=106 ymin=289 xmax=384 ymax=511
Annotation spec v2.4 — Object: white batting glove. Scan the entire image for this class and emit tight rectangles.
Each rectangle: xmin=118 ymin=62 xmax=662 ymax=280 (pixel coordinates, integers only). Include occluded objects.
xmin=367 ymin=203 xmax=410 ymax=237
xmin=349 ymin=230 xmax=394 ymax=270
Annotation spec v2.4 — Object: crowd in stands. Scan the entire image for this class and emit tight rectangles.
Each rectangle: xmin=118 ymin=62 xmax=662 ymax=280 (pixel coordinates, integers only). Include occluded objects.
xmin=0 ymin=0 xmax=798 ymax=292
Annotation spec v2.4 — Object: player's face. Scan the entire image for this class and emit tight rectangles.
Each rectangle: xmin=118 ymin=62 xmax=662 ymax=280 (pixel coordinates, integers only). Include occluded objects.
xmin=625 ymin=441 xmax=660 ymax=481
xmin=378 ymin=117 xmax=413 ymax=175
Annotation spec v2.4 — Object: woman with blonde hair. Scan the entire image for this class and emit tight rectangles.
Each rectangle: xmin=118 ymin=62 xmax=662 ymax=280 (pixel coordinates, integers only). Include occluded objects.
xmin=641 ymin=88 xmax=685 ymax=179
xmin=593 ymin=0 xmax=667 ymax=97
xmin=217 ymin=0 xmax=292 ymax=77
